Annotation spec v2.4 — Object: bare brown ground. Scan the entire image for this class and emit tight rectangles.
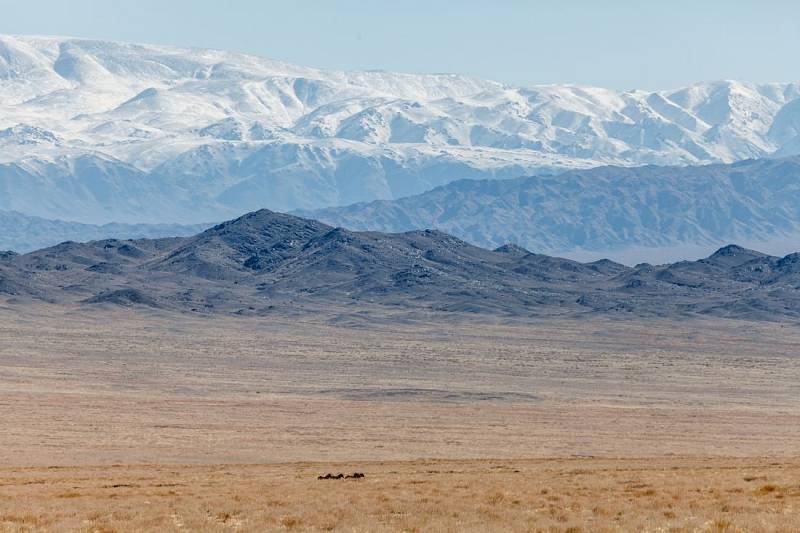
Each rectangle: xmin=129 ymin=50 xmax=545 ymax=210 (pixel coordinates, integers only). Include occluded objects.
xmin=1 ymin=303 xmax=799 ymax=530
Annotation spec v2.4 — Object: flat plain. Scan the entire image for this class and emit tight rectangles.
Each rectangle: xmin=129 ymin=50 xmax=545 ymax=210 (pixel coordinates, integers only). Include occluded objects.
xmin=1 ymin=303 xmax=800 ymax=531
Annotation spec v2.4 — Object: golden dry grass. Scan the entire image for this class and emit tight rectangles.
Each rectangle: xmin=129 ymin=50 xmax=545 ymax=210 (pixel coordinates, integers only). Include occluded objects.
xmin=1 ymin=303 xmax=800 ymax=530
xmin=2 ymin=458 xmax=800 ymax=532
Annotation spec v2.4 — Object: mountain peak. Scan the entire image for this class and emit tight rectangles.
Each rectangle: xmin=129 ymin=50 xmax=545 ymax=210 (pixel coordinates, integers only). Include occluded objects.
xmin=494 ymin=243 xmax=531 ymax=256
xmin=0 ymin=124 xmax=60 ymax=145
xmin=709 ymin=244 xmax=762 ymax=259
xmin=711 ymin=244 xmax=747 ymax=256
xmin=703 ymin=245 xmax=770 ymax=269
xmin=776 ymin=252 xmax=800 ymax=273
xmin=209 ymin=209 xmax=325 ymax=232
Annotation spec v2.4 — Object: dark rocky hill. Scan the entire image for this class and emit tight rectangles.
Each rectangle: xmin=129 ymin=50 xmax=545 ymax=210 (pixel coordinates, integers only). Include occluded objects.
xmin=2 ymin=209 xmax=799 ymax=320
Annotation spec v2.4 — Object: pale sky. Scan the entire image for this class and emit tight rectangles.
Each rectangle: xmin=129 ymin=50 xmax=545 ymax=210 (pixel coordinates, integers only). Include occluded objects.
xmin=1 ymin=0 xmax=799 ymax=90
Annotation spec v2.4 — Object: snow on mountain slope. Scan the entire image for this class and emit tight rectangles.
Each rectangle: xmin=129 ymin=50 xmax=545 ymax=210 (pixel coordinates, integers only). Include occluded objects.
xmin=2 ymin=34 xmax=800 ymax=224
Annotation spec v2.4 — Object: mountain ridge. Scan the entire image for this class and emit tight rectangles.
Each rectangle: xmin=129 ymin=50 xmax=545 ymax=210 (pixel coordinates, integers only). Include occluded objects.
xmin=3 ymin=35 xmax=800 ymax=224
xmin=300 ymin=155 xmax=800 ymax=261
xmin=0 ymin=210 xmax=210 ymax=253
xmin=2 ymin=208 xmax=799 ymax=321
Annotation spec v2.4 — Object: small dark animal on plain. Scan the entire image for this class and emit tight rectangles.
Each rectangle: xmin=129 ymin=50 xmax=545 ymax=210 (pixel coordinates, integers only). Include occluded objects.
xmin=317 ymin=472 xmax=364 ymax=480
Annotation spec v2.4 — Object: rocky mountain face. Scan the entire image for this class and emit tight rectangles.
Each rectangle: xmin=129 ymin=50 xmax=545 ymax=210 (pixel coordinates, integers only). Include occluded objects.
xmin=1 ymin=209 xmax=799 ymax=320
xmin=2 ymin=35 xmax=800 ymax=225
xmin=302 ymin=156 xmax=800 ymax=259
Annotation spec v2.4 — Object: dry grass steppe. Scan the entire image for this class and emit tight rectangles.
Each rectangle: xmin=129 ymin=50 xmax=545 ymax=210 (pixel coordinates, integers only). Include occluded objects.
xmin=3 ymin=459 xmax=800 ymax=532
xmin=1 ymin=303 xmax=799 ymax=530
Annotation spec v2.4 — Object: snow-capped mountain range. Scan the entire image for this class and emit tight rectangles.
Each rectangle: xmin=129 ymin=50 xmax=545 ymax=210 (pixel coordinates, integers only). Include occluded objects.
xmin=2 ymin=34 xmax=800 ymax=225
